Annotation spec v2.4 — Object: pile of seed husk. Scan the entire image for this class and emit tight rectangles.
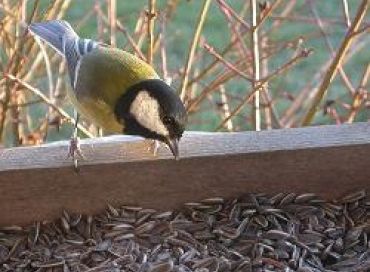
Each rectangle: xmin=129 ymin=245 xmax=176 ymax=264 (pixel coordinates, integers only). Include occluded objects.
xmin=0 ymin=191 xmax=369 ymax=272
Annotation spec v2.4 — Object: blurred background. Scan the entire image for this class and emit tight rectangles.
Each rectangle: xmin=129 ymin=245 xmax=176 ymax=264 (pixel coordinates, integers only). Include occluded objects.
xmin=0 ymin=0 xmax=369 ymax=147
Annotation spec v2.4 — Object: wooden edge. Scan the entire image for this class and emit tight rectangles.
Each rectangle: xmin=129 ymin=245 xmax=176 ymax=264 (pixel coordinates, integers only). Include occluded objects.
xmin=1 ymin=122 xmax=370 ymax=171
xmin=1 ymin=122 xmax=370 ymax=226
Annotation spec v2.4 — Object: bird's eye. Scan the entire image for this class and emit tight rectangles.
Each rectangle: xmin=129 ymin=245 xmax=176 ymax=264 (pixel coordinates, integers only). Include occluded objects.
xmin=163 ymin=116 xmax=174 ymax=125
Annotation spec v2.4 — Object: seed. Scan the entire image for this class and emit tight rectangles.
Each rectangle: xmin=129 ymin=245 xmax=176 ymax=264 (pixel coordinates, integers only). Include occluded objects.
xmin=341 ymin=190 xmax=366 ymax=203
xmin=279 ymin=193 xmax=297 ymax=206
xmin=0 ymin=191 xmax=369 ymax=271
xmin=179 ymin=249 xmax=198 ymax=264
xmin=193 ymin=257 xmax=217 ymax=269
xmin=263 ymin=230 xmax=291 ymax=240
xmin=0 ymin=244 xmax=9 ymax=263
xmin=345 ymin=227 xmax=363 ymax=243
xmin=60 ymin=217 xmax=70 ymax=233
xmin=269 ymin=193 xmax=285 ymax=205
xmin=254 ymin=215 xmax=268 ymax=228
xmin=136 ymin=213 xmax=153 ymax=226
xmin=201 ymin=197 xmax=224 ymax=204
xmin=114 ymin=233 xmax=136 ymax=242
xmin=111 ymin=223 xmax=134 ymax=230
xmin=107 ymin=204 xmax=120 ymax=217
xmin=152 ymin=211 xmax=173 ymax=220
xmin=295 ymin=193 xmax=318 ymax=203
xmin=149 ymin=260 xmax=174 ymax=272
xmin=135 ymin=221 xmax=156 ymax=235
xmin=121 ymin=205 xmax=143 ymax=212
xmin=31 ymin=260 xmax=65 ymax=268
xmin=297 ymin=233 xmax=322 ymax=245
xmin=184 ymin=202 xmax=202 ymax=208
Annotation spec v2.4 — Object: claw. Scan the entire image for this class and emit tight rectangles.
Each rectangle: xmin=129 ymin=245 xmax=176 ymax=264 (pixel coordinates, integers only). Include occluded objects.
xmin=148 ymin=139 xmax=160 ymax=156
xmin=67 ymin=136 xmax=85 ymax=172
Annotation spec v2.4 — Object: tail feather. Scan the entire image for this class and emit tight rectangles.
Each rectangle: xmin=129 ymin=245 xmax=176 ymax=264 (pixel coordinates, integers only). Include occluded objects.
xmin=29 ymin=20 xmax=77 ymax=55
xmin=29 ymin=20 xmax=99 ymax=88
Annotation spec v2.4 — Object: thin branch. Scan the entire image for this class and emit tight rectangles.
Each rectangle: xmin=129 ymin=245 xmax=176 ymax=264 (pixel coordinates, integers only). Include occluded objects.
xmin=109 ymin=0 xmax=117 ymax=47
xmin=346 ymin=64 xmax=370 ymax=123
xmin=309 ymin=0 xmax=356 ymax=95
xmin=147 ymin=0 xmax=156 ymax=65
xmin=215 ymin=48 xmax=313 ymax=131
xmin=159 ymin=16 xmax=170 ymax=84
xmin=217 ymin=0 xmax=250 ymax=31
xmin=341 ymin=0 xmax=351 ymax=28
xmin=117 ymin=21 xmax=147 ymax=60
xmin=350 ymin=24 xmax=370 ymax=37
xmin=95 ymin=4 xmax=146 ymax=60
xmin=187 ymin=28 xmax=249 ymax=88
xmin=281 ymin=39 xmax=367 ymax=127
xmin=203 ymin=44 xmax=252 ymax=82
xmin=301 ymin=0 xmax=368 ymax=126
xmin=269 ymin=15 xmax=349 ymax=26
xmin=219 ymin=85 xmax=233 ymax=131
xmin=257 ymin=0 xmax=282 ymax=28
xmin=33 ymin=36 xmax=54 ymax=99
xmin=4 ymin=74 xmax=94 ymax=138
xmin=0 ymin=0 xmax=40 ymax=144
xmin=187 ymin=59 xmax=248 ymax=112
xmin=215 ymin=85 xmax=259 ymax=131
xmin=251 ymin=0 xmax=261 ymax=131
xmin=217 ymin=0 xmax=249 ymax=59
xmin=179 ymin=0 xmax=211 ymax=103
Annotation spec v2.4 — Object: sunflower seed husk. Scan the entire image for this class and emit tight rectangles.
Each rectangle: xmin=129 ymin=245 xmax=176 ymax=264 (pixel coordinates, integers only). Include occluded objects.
xmin=0 ymin=191 xmax=369 ymax=271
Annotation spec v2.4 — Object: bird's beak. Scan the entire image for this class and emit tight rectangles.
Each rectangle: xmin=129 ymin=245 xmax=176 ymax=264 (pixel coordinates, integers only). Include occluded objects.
xmin=165 ymin=138 xmax=179 ymax=160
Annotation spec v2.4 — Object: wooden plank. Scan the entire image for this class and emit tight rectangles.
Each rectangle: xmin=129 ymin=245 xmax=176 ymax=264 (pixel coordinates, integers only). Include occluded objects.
xmin=0 ymin=122 xmax=370 ymax=226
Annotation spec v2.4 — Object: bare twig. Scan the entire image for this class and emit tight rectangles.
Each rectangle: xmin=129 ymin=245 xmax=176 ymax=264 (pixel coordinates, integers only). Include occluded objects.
xmin=187 ymin=59 xmax=248 ymax=112
xmin=117 ymin=21 xmax=146 ymax=60
xmin=346 ymin=64 xmax=370 ymax=123
xmin=269 ymin=15 xmax=349 ymax=26
xmin=219 ymin=85 xmax=233 ymax=131
xmin=257 ymin=0 xmax=282 ymax=28
xmin=33 ymin=37 xmax=54 ymax=99
xmin=301 ymin=0 xmax=368 ymax=126
xmin=251 ymin=0 xmax=261 ymax=131
xmin=0 ymin=0 xmax=39 ymax=145
xmin=203 ymin=44 xmax=252 ymax=82
xmin=281 ymin=39 xmax=367 ymax=127
xmin=159 ymin=16 xmax=170 ymax=84
xmin=94 ymin=4 xmax=146 ymax=60
xmin=187 ymin=28 xmax=249 ymax=88
xmin=108 ymin=0 xmax=117 ymax=47
xmin=217 ymin=0 xmax=250 ymax=30
xmin=309 ymin=0 xmax=356 ymax=95
xmin=341 ymin=0 xmax=351 ymax=28
xmin=350 ymin=24 xmax=370 ymax=37
xmin=217 ymin=0 xmax=249 ymax=60
xmin=147 ymin=0 xmax=156 ymax=65
xmin=179 ymin=0 xmax=211 ymax=103
xmin=215 ymin=48 xmax=313 ymax=131
xmin=4 ymin=74 xmax=93 ymax=138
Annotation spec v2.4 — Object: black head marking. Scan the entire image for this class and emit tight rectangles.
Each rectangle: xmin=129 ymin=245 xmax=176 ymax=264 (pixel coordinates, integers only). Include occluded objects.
xmin=114 ymin=79 xmax=187 ymax=142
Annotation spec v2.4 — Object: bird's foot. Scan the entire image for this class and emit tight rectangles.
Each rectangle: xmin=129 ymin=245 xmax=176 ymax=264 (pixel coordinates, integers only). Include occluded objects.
xmin=148 ymin=139 xmax=160 ymax=156
xmin=67 ymin=136 xmax=85 ymax=172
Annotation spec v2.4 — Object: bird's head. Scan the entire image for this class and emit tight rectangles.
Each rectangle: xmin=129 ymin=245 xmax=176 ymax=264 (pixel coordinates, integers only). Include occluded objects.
xmin=115 ymin=79 xmax=187 ymax=159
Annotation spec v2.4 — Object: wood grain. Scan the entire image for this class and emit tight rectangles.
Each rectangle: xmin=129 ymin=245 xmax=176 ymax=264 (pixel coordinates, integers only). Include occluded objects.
xmin=0 ymin=122 xmax=370 ymax=226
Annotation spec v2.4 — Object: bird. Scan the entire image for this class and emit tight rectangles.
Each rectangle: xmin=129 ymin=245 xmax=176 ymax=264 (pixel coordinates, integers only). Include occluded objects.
xmin=28 ymin=20 xmax=187 ymax=168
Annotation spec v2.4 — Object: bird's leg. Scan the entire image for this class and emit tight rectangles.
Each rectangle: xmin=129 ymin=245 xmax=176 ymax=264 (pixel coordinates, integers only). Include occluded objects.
xmin=148 ymin=139 xmax=160 ymax=156
xmin=67 ymin=111 xmax=84 ymax=171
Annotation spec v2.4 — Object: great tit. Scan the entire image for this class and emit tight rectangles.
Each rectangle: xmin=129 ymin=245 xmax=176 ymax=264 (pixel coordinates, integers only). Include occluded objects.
xmin=29 ymin=20 xmax=187 ymax=160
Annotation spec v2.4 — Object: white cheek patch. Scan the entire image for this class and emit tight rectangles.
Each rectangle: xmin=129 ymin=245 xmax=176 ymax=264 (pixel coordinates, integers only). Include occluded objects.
xmin=130 ymin=91 xmax=169 ymax=137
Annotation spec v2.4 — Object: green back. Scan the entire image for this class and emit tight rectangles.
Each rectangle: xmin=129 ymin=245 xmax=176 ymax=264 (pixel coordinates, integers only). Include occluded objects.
xmin=69 ymin=47 xmax=159 ymax=133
